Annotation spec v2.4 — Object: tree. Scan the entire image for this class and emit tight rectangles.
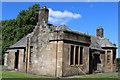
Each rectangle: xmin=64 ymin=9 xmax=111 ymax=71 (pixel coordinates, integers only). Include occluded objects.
xmin=1 ymin=4 xmax=40 ymax=64
xmin=116 ymin=58 xmax=120 ymax=65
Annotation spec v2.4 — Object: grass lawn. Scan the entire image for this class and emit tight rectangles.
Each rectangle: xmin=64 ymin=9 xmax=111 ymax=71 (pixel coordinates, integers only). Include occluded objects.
xmin=0 ymin=65 xmax=119 ymax=80
xmin=0 ymin=65 xmax=7 ymax=68
xmin=0 ymin=71 xmax=119 ymax=80
xmin=69 ymin=73 xmax=118 ymax=78
xmin=0 ymin=65 xmax=1 ymax=69
xmin=0 ymin=70 xmax=42 ymax=78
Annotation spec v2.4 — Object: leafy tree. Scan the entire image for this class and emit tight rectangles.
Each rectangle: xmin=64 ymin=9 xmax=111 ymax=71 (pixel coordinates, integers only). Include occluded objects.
xmin=116 ymin=58 xmax=120 ymax=65
xmin=16 ymin=4 xmax=40 ymax=26
xmin=1 ymin=4 xmax=40 ymax=64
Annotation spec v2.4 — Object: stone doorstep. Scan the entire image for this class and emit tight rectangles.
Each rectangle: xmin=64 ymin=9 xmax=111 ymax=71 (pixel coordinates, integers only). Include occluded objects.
xmin=94 ymin=70 xmax=101 ymax=73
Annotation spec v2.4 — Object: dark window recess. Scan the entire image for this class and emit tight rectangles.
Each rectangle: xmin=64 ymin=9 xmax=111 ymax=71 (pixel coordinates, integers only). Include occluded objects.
xmin=80 ymin=47 xmax=83 ymax=65
xmin=23 ymin=50 xmax=25 ymax=62
xmin=14 ymin=50 xmax=19 ymax=69
xmin=75 ymin=46 xmax=79 ymax=65
xmin=29 ymin=46 xmax=33 ymax=63
xmin=107 ymin=51 xmax=111 ymax=64
xmin=113 ymin=50 xmax=116 ymax=64
xmin=70 ymin=45 xmax=74 ymax=65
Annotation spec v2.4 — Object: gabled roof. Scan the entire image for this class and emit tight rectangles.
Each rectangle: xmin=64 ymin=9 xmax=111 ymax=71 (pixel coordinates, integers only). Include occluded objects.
xmin=9 ymin=23 xmax=116 ymax=51
xmin=58 ymin=25 xmax=71 ymax=31
xmin=9 ymin=32 xmax=34 ymax=48
xmin=90 ymin=35 xmax=104 ymax=51
xmin=98 ymin=38 xmax=116 ymax=48
xmin=90 ymin=35 xmax=116 ymax=51
xmin=10 ymin=36 xmax=27 ymax=48
xmin=49 ymin=25 xmax=72 ymax=31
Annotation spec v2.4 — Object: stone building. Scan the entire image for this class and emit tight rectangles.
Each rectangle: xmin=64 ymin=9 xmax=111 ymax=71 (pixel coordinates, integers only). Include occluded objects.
xmin=4 ymin=6 xmax=117 ymax=77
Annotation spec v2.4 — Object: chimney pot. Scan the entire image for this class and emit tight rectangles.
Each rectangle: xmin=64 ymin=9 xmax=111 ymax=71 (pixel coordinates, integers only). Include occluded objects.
xmin=42 ymin=6 xmax=46 ymax=9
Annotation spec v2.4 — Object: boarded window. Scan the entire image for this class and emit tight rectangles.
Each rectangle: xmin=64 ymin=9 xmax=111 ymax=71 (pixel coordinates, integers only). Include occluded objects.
xmin=29 ymin=46 xmax=33 ymax=63
xmin=75 ymin=46 xmax=79 ymax=65
xmin=107 ymin=51 xmax=111 ymax=64
xmin=70 ymin=45 xmax=74 ymax=65
xmin=80 ymin=47 xmax=83 ymax=65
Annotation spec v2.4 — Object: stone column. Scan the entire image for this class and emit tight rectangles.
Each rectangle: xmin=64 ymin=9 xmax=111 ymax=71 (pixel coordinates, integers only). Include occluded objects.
xmin=74 ymin=46 xmax=76 ymax=65
xmin=56 ymin=41 xmax=63 ymax=77
xmin=111 ymin=50 xmax=113 ymax=72
xmin=4 ymin=53 xmax=8 ymax=66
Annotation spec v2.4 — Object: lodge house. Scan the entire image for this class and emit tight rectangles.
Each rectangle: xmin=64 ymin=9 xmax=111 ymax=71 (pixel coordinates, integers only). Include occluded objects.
xmin=4 ymin=6 xmax=117 ymax=77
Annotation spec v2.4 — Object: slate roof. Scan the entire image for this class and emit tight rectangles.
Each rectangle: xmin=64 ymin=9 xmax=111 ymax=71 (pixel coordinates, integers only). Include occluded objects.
xmin=58 ymin=25 xmax=71 ymax=31
xmin=10 ymin=36 xmax=27 ymax=48
xmin=9 ymin=24 xmax=116 ymax=50
xmin=57 ymin=25 xmax=90 ymax=37
xmin=90 ymin=36 xmax=104 ymax=51
xmin=90 ymin=35 xmax=116 ymax=51
xmin=50 ymin=25 xmax=71 ymax=31
xmin=98 ymin=38 xmax=116 ymax=48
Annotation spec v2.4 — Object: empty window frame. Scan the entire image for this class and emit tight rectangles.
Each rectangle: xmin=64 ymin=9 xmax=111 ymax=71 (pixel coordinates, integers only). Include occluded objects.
xmin=70 ymin=45 xmax=84 ymax=66
xmin=29 ymin=46 xmax=33 ymax=63
xmin=75 ymin=46 xmax=79 ymax=65
xmin=70 ymin=45 xmax=74 ymax=65
xmin=80 ymin=47 xmax=83 ymax=65
xmin=23 ymin=50 xmax=25 ymax=62
xmin=107 ymin=51 xmax=111 ymax=64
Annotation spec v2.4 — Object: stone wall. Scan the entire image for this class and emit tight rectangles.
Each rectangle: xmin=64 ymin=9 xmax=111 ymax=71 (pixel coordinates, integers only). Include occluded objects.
xmin=6 ymin=49 xmax=26 ymax=71
xmin=100 ymin=53 xmax=105 ymax=72
xmin=104 ymin=49 xmax=116 ymax=72
xmin=18 ymin=49 xmax=26 ymax=72
xmin=62 ymin=43 xmax=89 ymax=76
xmin=56 ymin=41 xmax=63 ymax=77
xmin=27 ymin=41 xmax=57 ymax=77
xmin=25 ymin=16 xmax=57 ymax=76
xmin=25 ymin=23 xmax=91 ymax=77
xmin=7 ymin=50 xmax=15 ymax=70
xmin=49 ymin=30 xmax=91 ymax=45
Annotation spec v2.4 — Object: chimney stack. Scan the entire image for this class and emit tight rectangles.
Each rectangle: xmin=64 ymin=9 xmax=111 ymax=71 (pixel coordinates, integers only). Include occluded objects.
xmin=96 ymin=26 xmax=104 ymax=38
xmin=38 ymin=6 xmax=49 ymax=24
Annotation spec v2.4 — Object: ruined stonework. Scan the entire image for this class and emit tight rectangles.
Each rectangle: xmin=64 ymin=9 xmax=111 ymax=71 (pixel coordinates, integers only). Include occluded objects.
xmin=4 ymin=6 xmax=117 ymax=77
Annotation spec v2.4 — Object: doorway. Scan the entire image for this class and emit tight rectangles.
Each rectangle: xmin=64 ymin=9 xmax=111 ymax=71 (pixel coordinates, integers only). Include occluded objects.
xmin=89 ymin=50 xmax=101 ymax=74
xmin=93 ymin=54 xmax=101 ymax=71
xmin=89 ymin=49 xmax=93 ymax=74
xmin=14 ymin=50 xmax=19 ymax=69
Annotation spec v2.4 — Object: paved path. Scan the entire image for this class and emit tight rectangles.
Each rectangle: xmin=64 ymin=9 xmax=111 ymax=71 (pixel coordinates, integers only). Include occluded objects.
xmin=0 ymin=67 xmax=9 ymax=71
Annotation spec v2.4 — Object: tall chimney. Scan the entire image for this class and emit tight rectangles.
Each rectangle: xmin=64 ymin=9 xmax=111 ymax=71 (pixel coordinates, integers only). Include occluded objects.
xmin=38 ymin=6 xmax=49 ymax=24
xmin=96 ymin=26 xmax=104 ymax=38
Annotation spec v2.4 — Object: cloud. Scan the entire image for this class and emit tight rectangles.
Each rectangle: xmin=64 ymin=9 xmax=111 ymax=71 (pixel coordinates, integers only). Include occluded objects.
xmin=48 ymin=8 xmax=81 ymax=25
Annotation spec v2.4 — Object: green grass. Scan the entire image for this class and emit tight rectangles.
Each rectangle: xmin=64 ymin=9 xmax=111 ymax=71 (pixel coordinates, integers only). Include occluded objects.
xmin=71 ymin=73 xmax=118 ymax=78
xmin=0 ymin=71 xmax=43 ymax=78
xmin=0 ymin=66 xmax=119 ymax=80
xmin=0 ymin=65 xmax=2 ymax=68
xmin=0 ymin=71 xmax=119 ymax=78
xmin=0 ymin=65 xmax=7 ymax=68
